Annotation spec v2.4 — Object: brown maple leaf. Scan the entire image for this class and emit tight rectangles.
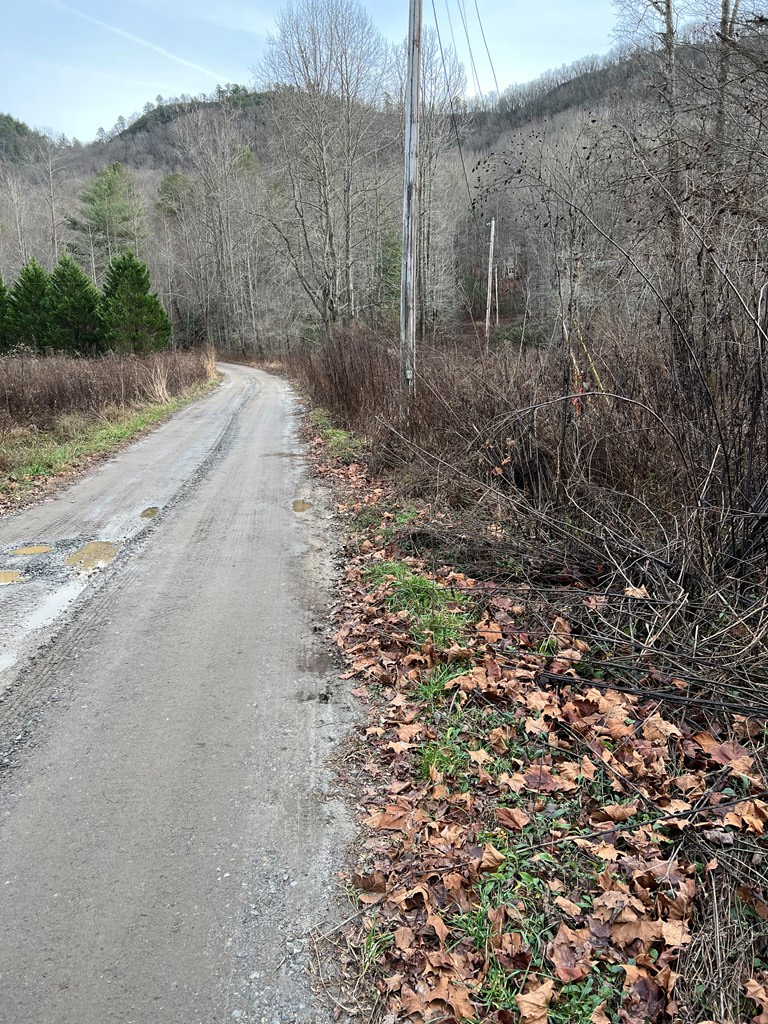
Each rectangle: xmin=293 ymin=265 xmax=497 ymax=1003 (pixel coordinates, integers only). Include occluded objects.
xmin=550 ymin=922 xmax=593 ymax=981
xmin=497 ymin=806 xmax=531 ymax=831
xmin=515 ymin=978 xmax=555 ymax=1024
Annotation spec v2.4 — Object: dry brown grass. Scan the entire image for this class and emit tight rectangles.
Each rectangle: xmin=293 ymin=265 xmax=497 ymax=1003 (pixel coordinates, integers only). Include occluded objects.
xmin=0 ymin=348 xmax=216 ymax=431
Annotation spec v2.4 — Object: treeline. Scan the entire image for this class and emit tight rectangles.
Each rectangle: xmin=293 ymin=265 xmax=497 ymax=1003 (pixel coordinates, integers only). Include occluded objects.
xmin=0 ymin=251 xmax=171 ymax=355
xmin=0 ymin=1 xmax=475 ymax=352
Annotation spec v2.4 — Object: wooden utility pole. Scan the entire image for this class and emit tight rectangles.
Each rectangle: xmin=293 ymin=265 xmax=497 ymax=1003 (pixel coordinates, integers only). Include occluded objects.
xmin=400 ymin=0 xmax=422 ymax=412
xmin=484 ymin=217 xmax=496 ymax=347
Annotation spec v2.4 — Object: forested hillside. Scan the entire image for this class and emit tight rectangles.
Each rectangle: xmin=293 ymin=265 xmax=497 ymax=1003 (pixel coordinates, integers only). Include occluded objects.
xmin=0 ymin=11 xmax=663 ymax=355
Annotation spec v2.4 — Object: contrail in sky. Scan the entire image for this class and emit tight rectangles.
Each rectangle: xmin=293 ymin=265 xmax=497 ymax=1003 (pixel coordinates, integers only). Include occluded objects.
xmin=46 ymin=0 xmax=226 ymax=81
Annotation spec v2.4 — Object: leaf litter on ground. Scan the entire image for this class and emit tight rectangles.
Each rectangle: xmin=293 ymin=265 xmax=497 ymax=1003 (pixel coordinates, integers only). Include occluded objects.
xmin=303 ymin=415 xmax=768 ymax=1024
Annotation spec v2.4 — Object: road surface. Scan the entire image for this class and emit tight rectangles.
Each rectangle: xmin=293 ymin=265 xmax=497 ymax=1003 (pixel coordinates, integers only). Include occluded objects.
xmin=0 ymin=365 xmax=352 ymax=1024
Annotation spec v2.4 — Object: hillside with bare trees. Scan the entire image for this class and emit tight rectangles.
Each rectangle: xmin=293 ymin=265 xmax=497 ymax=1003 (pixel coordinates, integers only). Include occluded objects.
xmin=3 ymin=2 xmax=768 ymax=1020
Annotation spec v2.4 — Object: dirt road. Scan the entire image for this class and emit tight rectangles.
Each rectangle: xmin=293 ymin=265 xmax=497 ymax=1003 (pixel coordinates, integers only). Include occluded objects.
xmin=0 ymin=366 xmax=352 ymax=1024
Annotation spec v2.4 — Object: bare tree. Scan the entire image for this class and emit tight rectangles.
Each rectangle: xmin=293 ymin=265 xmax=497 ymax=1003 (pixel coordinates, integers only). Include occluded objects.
xmin=257 ymin=0 xmax=393 ymax=332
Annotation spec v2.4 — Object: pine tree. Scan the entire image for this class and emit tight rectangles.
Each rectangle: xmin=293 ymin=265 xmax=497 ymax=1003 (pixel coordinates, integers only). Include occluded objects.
xmin=67 ymin=163 xmax=144 ymax=279
xmin=44 ymin=254 xmax=103 ymax=354
xmin=0 ymin=275 xmax=12 ymax=352
xmin=98 ymin=251 xmax=172 ymax=353
xmin=9 ymin=258 xmax=49 ymax=350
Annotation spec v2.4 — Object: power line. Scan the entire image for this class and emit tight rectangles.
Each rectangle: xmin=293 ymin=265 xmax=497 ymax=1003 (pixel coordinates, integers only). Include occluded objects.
xmin=430 ymin=0 xmax=479 ymax=223
xmin=472 ymin=0 xmax=501 ymax=98
xmin=454 ymin=0 xmax=483 ymax=96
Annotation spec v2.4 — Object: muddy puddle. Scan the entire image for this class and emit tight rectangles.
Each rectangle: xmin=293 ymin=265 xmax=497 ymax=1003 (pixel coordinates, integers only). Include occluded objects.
xmin=140 ymin=507 xmax=159 ymax=519
xmin=292 ymin=499 xmax=313 ymax=514
xmin=0 ymin=570 xmax=23 ymax=586
xmin=66 ymin=541 xmax=121 ymax=571
xmin=11 ymin=545 xmax=53 ymax=556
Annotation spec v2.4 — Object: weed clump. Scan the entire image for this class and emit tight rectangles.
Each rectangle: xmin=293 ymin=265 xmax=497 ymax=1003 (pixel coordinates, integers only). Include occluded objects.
xmin=365 ymin=560 xmax=472 ymax=648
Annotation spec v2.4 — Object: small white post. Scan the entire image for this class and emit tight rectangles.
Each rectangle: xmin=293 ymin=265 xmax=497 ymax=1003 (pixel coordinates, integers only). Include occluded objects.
xmin=484 ymin=216 xmax=496 ymax=347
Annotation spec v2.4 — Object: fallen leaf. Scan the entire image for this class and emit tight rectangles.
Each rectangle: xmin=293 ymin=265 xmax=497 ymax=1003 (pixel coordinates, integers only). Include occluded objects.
xmin=550 ymin=922 xmax=593 ymax=981
xmin=497 ymin=931 xmax=533 ymax=972
xmin=641 ymin=713 xmax=681 ymax=743
xmin=364 ymin=804 xmax=426 ymax=831
xmin=477 ymin=618 xmax=503 ymax=644
xmin=488 ymin=727 xmax=509 ymax=754
xmin=481 ymin=843 xmax=507 ymax=872
xmin=351 ymin=870 xmax=387 ymax=893
xmin=523 ymin=766 xmax=561 ymax=792
xmin=426 ymin=911 xmax=450 ymax=944
xmin=660 ymin=919 xmax=691 ymax=946
xmin=592 ymin=802 xmax=639 ymax=823
xmin=469 ymin=748 xmax=493 ymax=765
xmin=621 ymin=965 xmax=664 ymax=1022
xmin=554 ymin=895 xmax=583 ymax=917
xmin=516 ymin=978 xmax=555 ymax=1024
xmin=497 ymin=806 xmax=531 ymax=831
xmin=745 ymin=979 xmax=768 ymax=1024
xmin=591 ymin=1003 xmax=610 ymax=1024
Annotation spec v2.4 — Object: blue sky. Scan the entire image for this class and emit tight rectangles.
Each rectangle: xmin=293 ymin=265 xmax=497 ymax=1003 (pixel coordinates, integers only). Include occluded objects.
xmin=3 ymin=0 xmax=617 ymax=142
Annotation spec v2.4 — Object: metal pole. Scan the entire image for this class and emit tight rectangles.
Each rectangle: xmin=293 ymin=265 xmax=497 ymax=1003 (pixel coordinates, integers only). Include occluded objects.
xmin=400 ymin=0 xmax=422 ymax=416
xmin=484 ymin=216 xmax=496 ymax=347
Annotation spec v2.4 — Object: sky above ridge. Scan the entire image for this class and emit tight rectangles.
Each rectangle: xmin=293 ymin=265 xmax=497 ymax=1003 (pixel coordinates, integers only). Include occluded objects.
xmin=3 ymin=0 xmax=617 ymax=142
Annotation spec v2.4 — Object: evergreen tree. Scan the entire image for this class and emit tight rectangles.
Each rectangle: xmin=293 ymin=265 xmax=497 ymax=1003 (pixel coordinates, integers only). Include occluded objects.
xmin=44 ymin=253 xmax=103 ymax=354
xmin=67 ymin=163 xmax=144 ymax=279
xmin=0 ymin=275 xmax=11 ymax=352
xmin=98 ymin=251 xmax=172 ymax=353
xmin=9 ymin=258 xmax=49 ymax=350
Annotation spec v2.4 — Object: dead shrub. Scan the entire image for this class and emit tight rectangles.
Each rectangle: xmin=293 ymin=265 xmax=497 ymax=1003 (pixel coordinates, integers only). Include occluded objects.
xmin=288 ymin=325 xmax=768 ymax=596
xmin=0 ymin=348 xmax=216 ymax=431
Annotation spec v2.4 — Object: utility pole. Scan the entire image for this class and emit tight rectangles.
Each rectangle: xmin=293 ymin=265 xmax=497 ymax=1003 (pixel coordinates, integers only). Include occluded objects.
xmin=400 ymin=0 xmax=422 ymax=417
xmin=484 ymin=216 xmax=496 ymax=348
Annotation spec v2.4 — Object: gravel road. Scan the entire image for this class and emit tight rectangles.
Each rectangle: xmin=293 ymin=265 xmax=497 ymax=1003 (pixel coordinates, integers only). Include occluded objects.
xmin=0 ymin=365 xmax=353 ymax=1024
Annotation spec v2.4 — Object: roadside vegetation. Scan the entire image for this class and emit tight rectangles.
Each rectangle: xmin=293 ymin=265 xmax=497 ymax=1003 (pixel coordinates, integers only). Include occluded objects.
xmin=304 ymin=418 xmax=768 ymax=1024
xmin=3 ymin=0 xmax=768 ymax=1018
xmin=0 ymin=227 xmax=214 ymax=510
xmin=0 ymin=349 xmax=216 ymax=508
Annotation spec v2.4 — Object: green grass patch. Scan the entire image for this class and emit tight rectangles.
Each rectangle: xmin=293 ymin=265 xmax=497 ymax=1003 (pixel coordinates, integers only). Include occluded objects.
xmin=0 ymin=381 xmax=215 ymax=492
xmin=450 ymin=837 xmax=619 ymax=1020
xmin=415 ymin=663 xmax=469 ymax=708
xmin=365 ymin=560 xmax=472 ymax=648
xmin=418 ymin=728 xmax=471 ymax=784
xmin=308 ymin=406 xmax=365 ymax=461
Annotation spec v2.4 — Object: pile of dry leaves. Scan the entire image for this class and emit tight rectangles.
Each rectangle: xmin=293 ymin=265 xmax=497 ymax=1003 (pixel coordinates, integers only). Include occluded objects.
xmin=308 ymin=432 xmax=768 ymax=1024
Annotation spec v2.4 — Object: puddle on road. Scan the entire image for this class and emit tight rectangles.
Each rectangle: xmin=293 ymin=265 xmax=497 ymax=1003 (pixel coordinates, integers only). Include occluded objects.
xmin=66 ymin=541 xmax=121 ymax=572
xmin=0 ymin=570 xmax=22 ymax=586
xmin=25 ymin=580 xmax=85 ymax=631
xmin=11 ymin=544 xmax=53 ymax=556
xmin=0 ymin=651 xmax=18 ymax=673
xmin=292 ymin=500 xmax=313 ymax=514
xmin=141 ymin=507 xmax=160 ymax=519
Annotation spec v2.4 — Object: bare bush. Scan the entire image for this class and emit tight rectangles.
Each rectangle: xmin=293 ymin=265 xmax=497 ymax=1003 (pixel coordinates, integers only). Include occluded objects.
xmin=0 ymin=348 xmax=215 ymax=431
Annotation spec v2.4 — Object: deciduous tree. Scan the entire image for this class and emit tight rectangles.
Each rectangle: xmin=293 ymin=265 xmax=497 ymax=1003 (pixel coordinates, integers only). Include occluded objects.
xmin=258 ymin=0 xmax=393 ymax=332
